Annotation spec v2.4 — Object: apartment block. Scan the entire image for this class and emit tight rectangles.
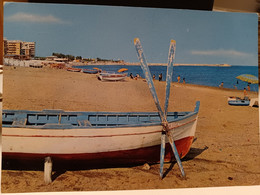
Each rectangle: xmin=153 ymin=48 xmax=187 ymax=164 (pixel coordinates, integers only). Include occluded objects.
xmin=21 ymin=42 xmax=35 ymax=57
xmin=4 ymin=39 xmax=35 ymax=59
xmin=6 ymin=40 xmax=21 ymax=56
xmin=3 ymin=38 xmax=7 ymax=56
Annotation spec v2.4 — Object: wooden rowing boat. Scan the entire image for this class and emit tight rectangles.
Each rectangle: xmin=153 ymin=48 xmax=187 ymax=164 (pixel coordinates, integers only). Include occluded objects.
xmin=82 ymin=69 xmax=99 ymax=74
xmin=66 ymin=67 xmax=82 ymax=72
xmin=2 ymin=102 xmax=199 ymax=165
xmin=97 ymin=72 xmax=127 ymax=81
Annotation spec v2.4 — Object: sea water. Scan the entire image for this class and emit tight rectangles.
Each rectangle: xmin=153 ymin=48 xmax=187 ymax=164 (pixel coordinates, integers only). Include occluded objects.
xmin=75 ymin=65 xmax=258 ymax=92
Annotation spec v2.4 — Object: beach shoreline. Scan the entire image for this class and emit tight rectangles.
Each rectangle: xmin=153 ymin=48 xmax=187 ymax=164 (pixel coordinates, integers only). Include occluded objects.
xmin=1 ymin=66 xmax=259 ymax=193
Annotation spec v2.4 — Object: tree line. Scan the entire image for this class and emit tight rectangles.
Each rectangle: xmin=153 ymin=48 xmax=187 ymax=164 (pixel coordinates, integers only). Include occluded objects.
xmin=52 ymin=52 xmax=124 ymax=63
xmin=52 ymin=52 xmax=82 ymax=61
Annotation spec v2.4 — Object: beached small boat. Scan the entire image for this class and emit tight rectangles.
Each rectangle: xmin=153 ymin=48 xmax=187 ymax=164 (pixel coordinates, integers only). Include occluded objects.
xmin=97 ymin=71 xmax=127 ymax=81
xmin=228 ymin=96 xmax=250 ymax=106
xmin=2 ymin=102 xmax=199 ymax=164
xmin=82 ymin=69 xmax=99 ymax=74
xmin=66 ymin=67 xmax=82 ymax=72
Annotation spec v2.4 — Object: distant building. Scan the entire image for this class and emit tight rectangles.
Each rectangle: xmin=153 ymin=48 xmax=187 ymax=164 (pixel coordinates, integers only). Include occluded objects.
xmin=6 ymin=40 xmax=21 ymax=56
xmin=46 ymin=56 xmax=69 ymax=62
xmin=21 ymin=42 xmax=35 ymax=57
xmin=46 ymin=56 xmax=57 ymax=61
xmin=3 ymin=38 xmax=7 ymax=56
xmin=4 ymin=39 xmax=36 ymax=60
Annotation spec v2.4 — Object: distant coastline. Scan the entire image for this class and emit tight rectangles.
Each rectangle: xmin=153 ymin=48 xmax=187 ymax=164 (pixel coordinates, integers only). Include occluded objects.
xmin=81 ymin=62 xmax=231 ymax=67
xmin=174 ymin=63 xmax=231 ymax=67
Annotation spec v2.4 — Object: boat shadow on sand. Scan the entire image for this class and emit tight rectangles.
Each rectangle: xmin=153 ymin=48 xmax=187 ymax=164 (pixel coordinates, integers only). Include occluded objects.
xmin=2 ymin=138 xmax=208 ymax=181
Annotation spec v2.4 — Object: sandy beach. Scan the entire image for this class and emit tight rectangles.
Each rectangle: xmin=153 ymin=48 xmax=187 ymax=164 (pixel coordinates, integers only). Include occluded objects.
xmin=1 ymin=66 xmax=259 ymax=193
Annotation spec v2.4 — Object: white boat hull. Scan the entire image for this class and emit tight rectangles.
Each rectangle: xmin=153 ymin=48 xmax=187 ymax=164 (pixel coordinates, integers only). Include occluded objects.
xmin=2 ymin=113 xmax=198 ymax=164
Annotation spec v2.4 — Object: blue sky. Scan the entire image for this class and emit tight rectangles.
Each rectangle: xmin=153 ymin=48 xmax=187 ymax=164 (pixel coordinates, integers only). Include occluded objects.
xmin=4 ymin=3 xmax=259 ymax=66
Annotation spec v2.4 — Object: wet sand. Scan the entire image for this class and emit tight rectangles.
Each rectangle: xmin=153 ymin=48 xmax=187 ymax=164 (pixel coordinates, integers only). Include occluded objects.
xmin=1 ymin=66 xmax=259 ymax=193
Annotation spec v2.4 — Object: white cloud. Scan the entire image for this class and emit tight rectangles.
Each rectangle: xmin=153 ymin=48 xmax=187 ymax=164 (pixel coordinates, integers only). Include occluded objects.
xmin=5 ymin=12 xmax=68 ymax=24
xmin=191 ymin=49 xmax=253 ymax=58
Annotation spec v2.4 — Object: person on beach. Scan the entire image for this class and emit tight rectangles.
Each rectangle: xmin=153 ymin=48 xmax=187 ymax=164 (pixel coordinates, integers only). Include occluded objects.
xmin=247 ymin=84 xmax=250 ymax=91
xmin=134 ymin=74 xmax=139 ymax=80
xmin=159 ymin=73 xmax=162 ymax=81
xmin=153 ymin=74 xmax=156 ymax=80
xmin=219 ymin=82 xmax=224 ymax=88
xmin=183 ymin=78 xmax=186 ymax=84
xmin=177 ymin=75 xmax=181 ymax=83
xmin=130 ymin=73 xmax=134 ymax=79
xmin=243 ymin=88 xmax=248 ymax=99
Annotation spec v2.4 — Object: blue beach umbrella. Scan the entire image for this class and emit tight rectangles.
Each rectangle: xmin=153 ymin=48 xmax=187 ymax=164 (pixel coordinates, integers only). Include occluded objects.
xmin=236 ymin=74 xmax=258 ymax=84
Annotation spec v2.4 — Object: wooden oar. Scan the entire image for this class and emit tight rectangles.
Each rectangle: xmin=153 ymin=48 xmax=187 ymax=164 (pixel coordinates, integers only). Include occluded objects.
xmin=134 ymin=38 xmax=165 ymax=121
xmin=160 ymin=40 xmax=176 ymax=178
xmin=134 ymin=38 xmax=185 ymax=177
xmin=164 ymin=40 xmax=175 ymax=115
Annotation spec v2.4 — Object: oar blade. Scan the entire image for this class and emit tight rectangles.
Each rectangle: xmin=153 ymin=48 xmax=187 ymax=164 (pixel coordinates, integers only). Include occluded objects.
xmin=166 ymin=130 xmax=186 ymax=177
xmin=164 ymin=40 xmax=176 ymax=115
xmin=159 ymin=132 xmax=166 ymax=179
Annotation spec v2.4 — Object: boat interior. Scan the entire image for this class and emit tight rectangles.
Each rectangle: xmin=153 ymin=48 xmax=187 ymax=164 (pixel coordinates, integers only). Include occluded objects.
xmin=2 ymin=109 xmax=194 ymax=128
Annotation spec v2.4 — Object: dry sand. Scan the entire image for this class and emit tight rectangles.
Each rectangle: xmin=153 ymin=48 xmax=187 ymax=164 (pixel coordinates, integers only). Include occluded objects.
xmin=1 ymin=66 xmax=259 ymax=193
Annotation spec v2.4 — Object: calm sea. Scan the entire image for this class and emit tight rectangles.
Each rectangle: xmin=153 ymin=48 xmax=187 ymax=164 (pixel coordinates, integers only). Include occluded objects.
xmin=75 ymin=65 xmax=259 ymax=92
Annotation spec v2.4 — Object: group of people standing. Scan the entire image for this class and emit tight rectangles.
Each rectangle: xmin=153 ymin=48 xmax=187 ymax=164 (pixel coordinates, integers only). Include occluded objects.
xmin=154 ymin=74 xmax=185 ymax=83
xmin=219 ymin=81 xmax=251 ymax=99
xmin=130 ymin=73 xmax=186 ymax=83
xmin=153 ymin=73 xmax=163 ymax=81
xmin=177 ymin=75 xmax=185 ymax=84
xmin=129 ymin=73 xmax=140 ymax=80
xmin=244 ymin=84 xmax=251 ymax=98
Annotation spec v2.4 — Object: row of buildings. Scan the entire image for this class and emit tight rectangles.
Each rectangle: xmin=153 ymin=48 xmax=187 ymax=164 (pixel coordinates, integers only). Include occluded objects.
xmin=3 ymin=38 xmax=35 ymax=60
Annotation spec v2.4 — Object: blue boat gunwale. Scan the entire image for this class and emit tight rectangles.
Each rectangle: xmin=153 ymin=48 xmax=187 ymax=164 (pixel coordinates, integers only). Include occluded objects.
xmin=2 ymin=102 xmax=200 ymax=129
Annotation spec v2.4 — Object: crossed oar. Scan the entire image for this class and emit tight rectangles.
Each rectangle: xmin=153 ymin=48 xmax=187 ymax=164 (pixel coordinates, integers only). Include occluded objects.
xmin=134 ymin=38 xmax=185 ymax=178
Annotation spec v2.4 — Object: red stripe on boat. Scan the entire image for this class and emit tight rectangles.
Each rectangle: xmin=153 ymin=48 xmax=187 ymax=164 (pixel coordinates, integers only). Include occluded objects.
xmin=2 ymin=136 xmax=194 ymax=164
